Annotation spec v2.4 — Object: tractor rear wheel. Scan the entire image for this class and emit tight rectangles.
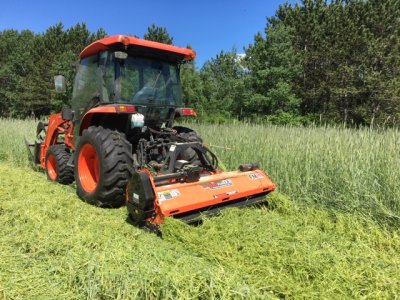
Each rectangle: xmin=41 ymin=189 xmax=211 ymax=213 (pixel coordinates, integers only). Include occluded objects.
xmin=45 ymin=145 xmax=74 ymax=184
xmin=173 ymin=126 xmax=203 ymax=164
xmin=75 ymin=126 xmax=133 ymax=207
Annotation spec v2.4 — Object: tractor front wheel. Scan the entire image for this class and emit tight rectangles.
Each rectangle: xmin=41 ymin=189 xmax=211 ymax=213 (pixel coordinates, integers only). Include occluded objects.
xmin=45 ymin=145 xmax=74 ymax=184
xmin=75 ymin=126 xmax=133 ymax=207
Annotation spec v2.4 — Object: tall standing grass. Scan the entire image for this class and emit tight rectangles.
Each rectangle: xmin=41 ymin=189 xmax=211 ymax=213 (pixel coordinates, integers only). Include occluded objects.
xmin=0 ymin=118 xmax=37 ymax=167
xmin=2 ymin=118 xmax=400 ymax=222
xmin=189 ymin=122 xmax=400 ymax=223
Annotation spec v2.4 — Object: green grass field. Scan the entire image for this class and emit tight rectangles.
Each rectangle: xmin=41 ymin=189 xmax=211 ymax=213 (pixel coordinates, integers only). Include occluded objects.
xmin=0 ymin=118 xmax=399 ymax=299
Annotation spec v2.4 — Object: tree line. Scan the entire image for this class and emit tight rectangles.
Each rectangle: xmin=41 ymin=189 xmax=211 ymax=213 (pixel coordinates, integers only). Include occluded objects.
xmin=0 ymin=0 xmax=399 ymax=126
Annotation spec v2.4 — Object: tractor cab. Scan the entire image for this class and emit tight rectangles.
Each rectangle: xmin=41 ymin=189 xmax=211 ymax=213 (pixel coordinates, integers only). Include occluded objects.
xmin=72 ymin=50 xmax=183 ymax=122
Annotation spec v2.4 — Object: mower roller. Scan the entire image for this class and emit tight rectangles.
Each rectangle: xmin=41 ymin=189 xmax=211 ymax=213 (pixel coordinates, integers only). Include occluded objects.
xmin=26 ymin=35 xmax=276 ymax=229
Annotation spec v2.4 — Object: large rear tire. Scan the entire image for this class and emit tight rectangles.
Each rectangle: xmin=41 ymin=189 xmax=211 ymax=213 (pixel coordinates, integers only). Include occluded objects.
xmin=173 ymin=126 xmax=203 ymax=164
xmin=75 ymin=126 xmax=133 ymax=207
xmin=45 ymin=145 xmax=74 ymax=185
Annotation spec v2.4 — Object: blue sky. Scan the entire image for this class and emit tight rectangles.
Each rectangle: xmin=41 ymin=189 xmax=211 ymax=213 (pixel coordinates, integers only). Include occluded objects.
xmin=0 ymin=0 xmax=296 ymax=67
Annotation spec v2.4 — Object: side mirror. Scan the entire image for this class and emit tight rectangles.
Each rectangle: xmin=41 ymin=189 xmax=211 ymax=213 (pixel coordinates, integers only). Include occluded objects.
xmin=54 ymin=75 xmax=66 ymax=93
xmin=61 ymin=106 xmax=73 ymax=121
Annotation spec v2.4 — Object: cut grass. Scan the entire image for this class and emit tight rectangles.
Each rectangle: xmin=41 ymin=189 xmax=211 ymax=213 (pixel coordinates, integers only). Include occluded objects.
xmin=1 ymin=163 xmax=399 ymax=299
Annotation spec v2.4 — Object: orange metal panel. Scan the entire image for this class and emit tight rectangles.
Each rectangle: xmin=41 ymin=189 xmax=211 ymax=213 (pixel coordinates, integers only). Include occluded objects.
xmin=80 ymin=35 xmax=196 ymax=61
xmin=85 ymin=106 xmax=118 ymax=114
xmin=154 ymin=170 xmax=276 ymax=217
xmin=40 ymin=113 xmax=73 ymax=169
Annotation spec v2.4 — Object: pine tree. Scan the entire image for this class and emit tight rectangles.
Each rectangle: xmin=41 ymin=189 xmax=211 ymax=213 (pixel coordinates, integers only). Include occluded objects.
xmin=143 ymin=24 xmax=173 ymax=44
xmin=245 ymin=23 xmax=302 ymax=122
xmin=180 ymin=45 xmax=205 ymax=112
xmin=200 ymin=50 xmax=246 ymax=120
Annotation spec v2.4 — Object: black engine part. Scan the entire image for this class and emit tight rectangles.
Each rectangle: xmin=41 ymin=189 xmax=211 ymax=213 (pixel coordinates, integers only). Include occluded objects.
xmin=126 ymin=171 xmax=156 ymax=224
xmin=239 ymin=163 xmax=259 ymax=172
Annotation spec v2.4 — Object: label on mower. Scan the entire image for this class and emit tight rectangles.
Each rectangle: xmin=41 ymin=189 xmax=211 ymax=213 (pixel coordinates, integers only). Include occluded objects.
xmin=201 ymin=179 xmax=233 ymax=190
xmin=157 ymin=189 xmax=181 ymax=202
xmin=248 ymin=172 xmax=265 ymax=180
xmin=213 ymin=190 xmax=238 ymax=199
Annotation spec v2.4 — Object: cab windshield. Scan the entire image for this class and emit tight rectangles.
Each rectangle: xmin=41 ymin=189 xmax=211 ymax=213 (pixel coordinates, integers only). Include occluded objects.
xmin=72 ymin=51 xmax=182 ymax=113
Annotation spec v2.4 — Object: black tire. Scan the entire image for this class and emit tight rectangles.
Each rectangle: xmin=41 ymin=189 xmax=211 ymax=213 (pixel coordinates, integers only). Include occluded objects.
xmin=45 ymin=145 xmax=74 ymax=185
xmin=173 ymin=126 xmax=203 ymax=164
xmin=74 ymin=126 xmax=133 ymax=207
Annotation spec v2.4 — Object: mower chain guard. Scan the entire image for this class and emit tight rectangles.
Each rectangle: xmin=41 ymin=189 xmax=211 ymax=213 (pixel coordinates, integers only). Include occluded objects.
xmin=126 ymin=171 xmax=156 ymax=224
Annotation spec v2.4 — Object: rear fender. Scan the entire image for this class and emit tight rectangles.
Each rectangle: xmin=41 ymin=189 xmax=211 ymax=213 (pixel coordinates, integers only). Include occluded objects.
xmin=79 ymin=105 xmax=136 ymax=135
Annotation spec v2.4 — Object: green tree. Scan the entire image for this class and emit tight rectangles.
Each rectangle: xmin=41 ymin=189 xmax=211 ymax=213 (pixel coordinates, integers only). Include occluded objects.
xmin=245 ymin=23 xmax=302 ymax=122
xmin=143 ymin=24 xmax=173 ymax=44
xmin=180 ymin=45 xmax=205 ymax=112
xmin=0 ymin=23 xmax=107 ymax=117
xmin=0 ymin=29 xmax=37 ymax=117
xmin=271 ymin=0 xmax=400 ymax=126
xmin=30 ymin=23 xmax=66 ymax=116
xmin=361 ymin=0 xmax=400 ymax=126
xmin=52 ymin=23 xmax=107 ymax=112
xmin=200 ymin=50 xmax=246 ymax=121
xmin=0 ymin=30 xmax=21 ymax=116
xmin=65 ymin=23 xmax=106 ymax=57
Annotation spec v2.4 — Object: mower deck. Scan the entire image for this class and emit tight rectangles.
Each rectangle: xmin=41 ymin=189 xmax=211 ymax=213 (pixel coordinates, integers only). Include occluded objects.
xmin=136 ymin=169 xmax=276 ymax=224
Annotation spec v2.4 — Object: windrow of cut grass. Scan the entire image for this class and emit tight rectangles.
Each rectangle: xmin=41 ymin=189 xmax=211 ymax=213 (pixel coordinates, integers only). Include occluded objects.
xmin=1 ymin=162 xmax=399 ymax=299
xmin=188 ymin=122 xmax=400 ymax=224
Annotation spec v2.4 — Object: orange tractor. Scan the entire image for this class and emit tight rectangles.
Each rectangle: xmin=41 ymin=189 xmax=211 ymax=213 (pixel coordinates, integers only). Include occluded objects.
xmin=26 ymin=35 xmax=275 ymax=229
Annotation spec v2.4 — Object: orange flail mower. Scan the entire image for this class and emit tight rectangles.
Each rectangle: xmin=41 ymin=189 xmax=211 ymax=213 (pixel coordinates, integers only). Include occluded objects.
xmin=26 ymin=35 xmax=275 ymax=230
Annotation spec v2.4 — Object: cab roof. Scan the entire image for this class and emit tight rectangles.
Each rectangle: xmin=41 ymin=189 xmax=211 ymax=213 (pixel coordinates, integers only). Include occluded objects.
xmin=79 ymin=35 xmax=196 ymax=61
